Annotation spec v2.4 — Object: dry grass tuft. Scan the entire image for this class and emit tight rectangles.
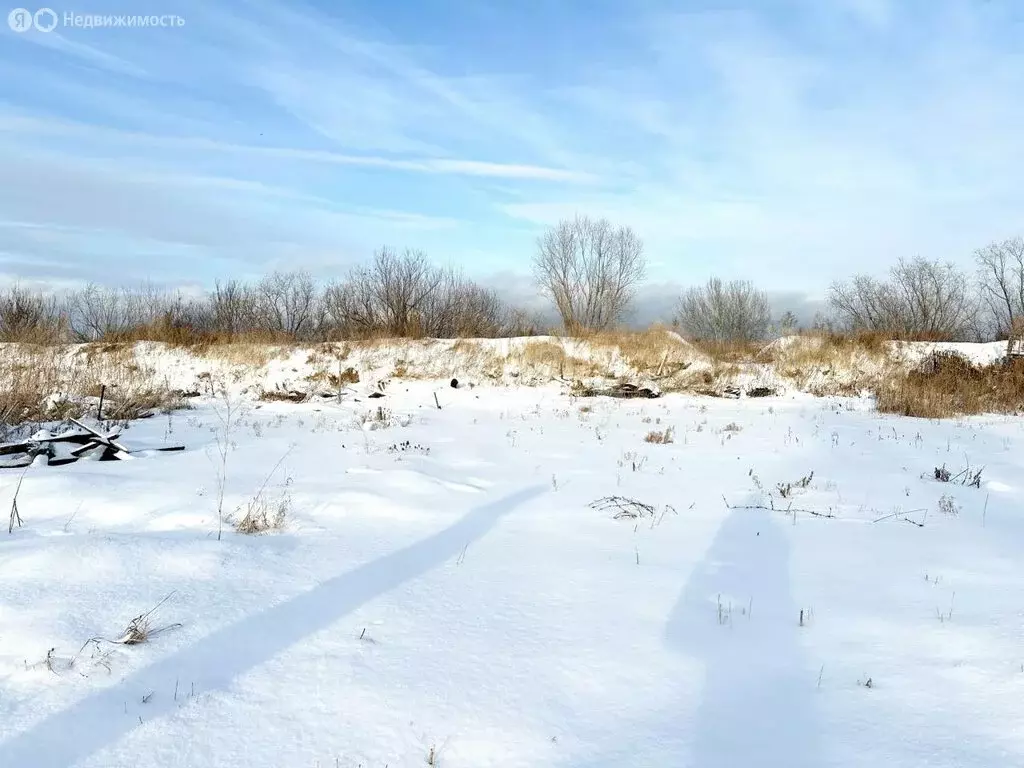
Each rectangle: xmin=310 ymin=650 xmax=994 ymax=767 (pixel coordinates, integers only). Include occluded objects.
xmin=234 ymin=450 xmax=294 ymax=534
xmin=874 ymin=351 xmax=1024 ymax=418
xmin=644 ymin=426 xmax=675 ymax=444
xmin=234 ymin=493 xmax=289 ymax=534
xmin=113 ymin=593 xmax=182 ymax=645
xmin=305 ymin=365 xmax=360 ymax=389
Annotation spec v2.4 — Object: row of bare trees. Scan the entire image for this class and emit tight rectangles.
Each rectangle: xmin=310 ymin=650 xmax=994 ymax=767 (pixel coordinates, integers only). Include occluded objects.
xmin=827 ymin=238 xmax=1024 ymax=341
xmin=530 ymin=215 xmax=1024 ymax=344
xmin=1 ymin=210 xmax=1020 ymax=345
xmin=529 ymin=215 xmax=776 ymax=342
xmin=0 ymin=249 xmax=543 ymax=344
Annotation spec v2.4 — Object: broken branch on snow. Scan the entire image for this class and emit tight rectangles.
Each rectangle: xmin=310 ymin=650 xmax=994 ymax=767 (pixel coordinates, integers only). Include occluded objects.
xmin=589 ymin=496 xmax=657 ymax=519
xmin=722 ymin=495 xmax=837 ymax=519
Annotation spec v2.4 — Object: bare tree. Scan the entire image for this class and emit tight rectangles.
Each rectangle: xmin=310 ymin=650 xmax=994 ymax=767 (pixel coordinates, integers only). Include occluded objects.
xmin=67 ymin=283 xmax=153 ymax=341
xmin=777 ymin=310 xmax=799 ymax=336
xmin=204 ymin=279 xmax=258 ymax=338
xmin=10 ymin=256 xmax=536 ymax=344
xmin=675 ymin=278 xmax=771 ymax=343
xmin=321 ymin=277 xmax=376 ymax=338
xmin=829 ymin=257 xmax=976 ymax=340
xmin=423 ymin=271 xmax=511 ymax=338
xmin=253 ymin=271 xmax=319 ymax=338
xmin=370 ymin=248 xmax=444 ymax=336
xmin=975 ymin=236 xmax=1024 ymax=339
xmin=532 ymin=215 xmax=645 ymax=333
xmin=322 ymin=253 xmax=514 ymax=339
xmin=326 ymin=248 xmax=445 ymax=337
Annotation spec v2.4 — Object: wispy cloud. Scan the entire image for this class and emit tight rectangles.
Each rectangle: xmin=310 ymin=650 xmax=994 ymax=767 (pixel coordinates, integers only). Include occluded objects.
xmin=0 ymin=115 xmax=594 ymax=181
xmin=0 ymin=0 xmax=1021 ymax=300
xmin=12 ymin=28 xmax=149 ymax=76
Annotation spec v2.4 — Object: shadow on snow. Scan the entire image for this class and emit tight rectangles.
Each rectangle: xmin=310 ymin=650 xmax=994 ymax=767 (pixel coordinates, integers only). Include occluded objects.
xmin=0 ymin=485 xmax=545 ymax=768
xmin=666 ymin=501 xmax=824 ymax=768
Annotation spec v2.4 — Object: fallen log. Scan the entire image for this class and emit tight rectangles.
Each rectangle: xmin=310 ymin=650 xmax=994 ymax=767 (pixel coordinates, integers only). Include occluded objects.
xmin=573 ymin=382 xmax=661 ymax=399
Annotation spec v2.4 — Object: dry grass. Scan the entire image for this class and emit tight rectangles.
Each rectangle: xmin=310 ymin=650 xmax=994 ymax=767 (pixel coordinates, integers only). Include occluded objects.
xmin=667 ymin=360 xmax=743 ymax=397
xmin=512 ymin=340 xmax=605 ymax=379
xmin=257 ymin=389 xmax=306 ymax=403
xmin=515 ymin=339 xmax=571 ymax=369
xmin=0 ymin=344 xmax=184 ymax=427
xmin=234 ymin=493 xmax=289 ymax=534
xmin=760 ymin=330 xmax=891 ymax=365
xmin=96 ymin=324 xmax=300 ymax=349
xmin=197 ymin=342 xmax=293 ymax=368
xmin=578 ymin=325 xmax=695 ymax=374
xmin=1 ymin=327 xmax=1012 ymax=428
xmin=687 ymin=339 xmax=765 ymax=363
xmin=874 ymin=351 xmax=1024 ymax=418
xmin=644 ymin=427 xmax=675 ymax=444
xmin=305 ymin=365 xmax=360 ymax=390
xmin=234 ymin=449 xmax=294 ymax=534
xmin=112 ymin=593 xmax=182 ymax=645
xmin=757 ymin=330 xmax=897 ymax=395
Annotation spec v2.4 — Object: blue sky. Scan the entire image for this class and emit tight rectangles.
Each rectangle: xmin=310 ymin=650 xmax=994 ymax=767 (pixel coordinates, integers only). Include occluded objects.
xmin=1 ymin=0 xmax=1022 ymax=317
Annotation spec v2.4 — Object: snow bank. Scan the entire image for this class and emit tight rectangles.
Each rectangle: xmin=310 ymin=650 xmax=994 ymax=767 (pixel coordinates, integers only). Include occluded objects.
xmin=0 ymin=334 xmax=1016 ymax=420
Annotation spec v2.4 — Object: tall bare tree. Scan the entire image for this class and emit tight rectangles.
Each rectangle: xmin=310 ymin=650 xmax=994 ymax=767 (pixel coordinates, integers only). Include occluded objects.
xmin=67 ymin=283 xmax=149 ymax=341
xmin=828 ymin=257 xmax=976 ymax=340
xmin=205 ymin=279 xmax=257 ymax=337
xmin=532 ymin=215 xmax=645 ymax=333
xmin=675 ymin=278 xmax=771 ymax=343
xmin=253 ymin=271 xmax=319 ymax=338
xmin=975 ymin=236 xmax=1024 ymax=338
xmin=423 ymin=271 xmax=510 ymax=338
xmin=323 ymin=248 xmax=445 ymax=337
xmin=370 ymin=248 xmax=444 ymax=336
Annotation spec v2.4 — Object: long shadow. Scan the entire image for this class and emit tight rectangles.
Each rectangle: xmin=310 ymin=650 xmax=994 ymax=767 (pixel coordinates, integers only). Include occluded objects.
xmin=666 ymin=502 xmax=823 ymax=768
xmin=0 ymin=486 xmax=544 ymax=768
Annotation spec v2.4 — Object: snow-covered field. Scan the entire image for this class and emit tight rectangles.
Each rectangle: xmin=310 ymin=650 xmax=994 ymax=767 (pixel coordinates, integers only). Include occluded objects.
xmin=2 ymin=383 xmax=1023 ymax=767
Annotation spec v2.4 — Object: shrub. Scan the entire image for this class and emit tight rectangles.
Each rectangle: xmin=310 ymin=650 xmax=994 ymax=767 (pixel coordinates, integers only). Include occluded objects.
xmin=874 ymin=353 xmax=1024 ymax=418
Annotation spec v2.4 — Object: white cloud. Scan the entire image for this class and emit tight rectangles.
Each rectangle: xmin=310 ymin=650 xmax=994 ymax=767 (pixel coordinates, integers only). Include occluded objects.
xmin=0 ymin=0 xmax=1021 ymax=299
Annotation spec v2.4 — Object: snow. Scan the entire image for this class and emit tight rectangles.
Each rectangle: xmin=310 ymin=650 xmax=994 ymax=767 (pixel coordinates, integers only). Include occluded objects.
xmin=2 ymin=384 xmax=1024 ymax=767
xmin=890 ymin=339 xmax=1009 ymax=368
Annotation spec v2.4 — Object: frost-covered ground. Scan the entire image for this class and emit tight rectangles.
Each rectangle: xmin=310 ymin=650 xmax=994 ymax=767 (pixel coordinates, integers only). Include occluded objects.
xmin=2 ymin=383 xmax=1023 ymax=767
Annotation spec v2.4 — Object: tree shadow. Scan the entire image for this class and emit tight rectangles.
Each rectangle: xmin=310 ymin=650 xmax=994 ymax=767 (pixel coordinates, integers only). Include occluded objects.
xmin=0 ymin=485 xmax=544 ymax=768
